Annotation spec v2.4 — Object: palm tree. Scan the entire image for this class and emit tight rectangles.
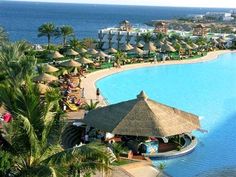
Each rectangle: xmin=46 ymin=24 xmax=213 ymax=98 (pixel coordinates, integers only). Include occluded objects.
xmin=117 ymin=32 xmax=122 ymax=50
xmin=135 ymin=33 xmax=142 ymax=46
xmin=126 ymin=32 xmax=131 ymax=44
xmin=58 ymin=25 xmax=74 ymax=46
xmin=0 ymin=26 xmax=8 ymax=45
xmin=84 ymin=99 xmax=100 ymax=111
xmin=141 ymin=32 xmax=153 ymax=44
xmin=69 ymin=37 xmax=81 ymax=50
xmin=108 ymin=30 xmax=113 ymax=49
xmin=38 ymin=23 xmax=57 ymax=49
xmin=114 ymin=51 xmax=125 ymax=67
xmin=0 ymin=80 xmax=111 ymax=176
xmin=155 ymin=32 xmax=166 ymax=42
xmin=0 ymin=42 xmax=36 ymax=86
xmin=169 ymin=33 xmax=182 ymax=43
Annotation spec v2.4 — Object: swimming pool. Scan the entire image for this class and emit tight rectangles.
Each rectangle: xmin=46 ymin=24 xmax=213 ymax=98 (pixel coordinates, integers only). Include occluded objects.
xmin=96 ymin=53 xmax=236 ymax=177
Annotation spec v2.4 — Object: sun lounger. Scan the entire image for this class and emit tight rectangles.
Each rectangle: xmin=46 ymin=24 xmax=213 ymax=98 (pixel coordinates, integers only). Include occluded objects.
xmin=65 ymin=101 xmax=78 ymax=111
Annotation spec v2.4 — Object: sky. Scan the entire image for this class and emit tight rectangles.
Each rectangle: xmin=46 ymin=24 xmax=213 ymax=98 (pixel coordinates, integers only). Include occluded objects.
xmin=9 ymin=0 xmax=236 ymax=8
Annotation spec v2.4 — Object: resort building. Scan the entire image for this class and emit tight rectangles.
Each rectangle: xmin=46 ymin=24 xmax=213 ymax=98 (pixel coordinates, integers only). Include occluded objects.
xmin=119 ymin=20 xmax=133 ymax=32
xmin=193 ymin=24 xmax=208 ymax=36
xmin=98 ymin=21 xmax=152 ymax=50
xmin=154 ymin=21 xmax=168 ymax=34
xmin=205 ymin=12 xmax=234 ymax=21
xmin=98 ymin=20 xmax=168 ymax=50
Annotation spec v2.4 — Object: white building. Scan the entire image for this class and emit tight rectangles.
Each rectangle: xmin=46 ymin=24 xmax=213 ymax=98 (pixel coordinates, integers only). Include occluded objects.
xmin=205 ymin=12 xmax=234 ymax=21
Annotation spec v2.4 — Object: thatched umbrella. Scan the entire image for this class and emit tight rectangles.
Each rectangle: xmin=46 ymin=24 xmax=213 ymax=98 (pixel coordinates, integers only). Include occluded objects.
xmin=166 ymin=40 xmax=172 ymax=45
xmin=79 ymin=48 xmax=87 ymax=53
xmin=88 ymin=48 xmax=98 ymax=55
xmin=62 ymin=70 xmax=68 ymax=75
xmin=84 ymin=91 xmax=200 ymax=137
xmin=127 ymin=43 xmax=134 ymax=50
xmin=49 ymin=51 xmax=64 ymax=59
xmin=96 ymin=51 xmax=108 ymax=58
xmin=136 ymin=42 xmax=144 ymax=48
xmin=144 ymin=42 xmax=157 ymax=52
xmin=180 ymin=40 xmax=187 ymax=45
xmin=183 ymin=44 xmax=193 ymax=50
xmin=72 ymin=67 xmax=78 ymax=75
xmin=217 ymin=37 xmax=227 ymax=44
xmin=108 ymin=47 xmax=118 ymax=54
xmin=191 ymin=43 xmax=199 ymax=49
xmin=79 ymin=57 xmax=93 ymax=64
xmin=44 ymin=64 xmax=59 ymax=73
xmin=122 ymin=44 xmax=132 ymax=51
xmin=61 ymin=59 xmax=82 ymax=67
xmin=130 ymin=46 xmax=144 ymax=55
xmin=161 ymin=43 xmax=176 ymax=52
xmin=37 ymin=83 xmax=51 ymax=94
xmin=211 ymin=38 xmax=218 ymax=44
xmin=34 ymin=73 xmax=58 ymax=83
xmin=65 ymin=49 xmax=79 ymax=56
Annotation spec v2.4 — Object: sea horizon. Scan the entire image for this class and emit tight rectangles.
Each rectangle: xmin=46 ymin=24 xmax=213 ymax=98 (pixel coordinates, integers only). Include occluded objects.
xmin=0 ymin=1 xmax=234 ymax=44
xmin=5 ymin=0 xmax=236 ymax=9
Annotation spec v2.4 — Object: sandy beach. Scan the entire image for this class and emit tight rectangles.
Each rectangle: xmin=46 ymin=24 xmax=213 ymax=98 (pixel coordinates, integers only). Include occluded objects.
xmin=81 ymin=50 xmax=235 ymax=106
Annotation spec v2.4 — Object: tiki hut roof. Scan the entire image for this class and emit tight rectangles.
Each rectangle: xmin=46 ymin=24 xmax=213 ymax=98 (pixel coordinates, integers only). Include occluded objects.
xmin=65 ymin=49 xmax=79 ymax=56
xmin=144 ymin=42 xmax=157 ymax=52
xmin=84 ymin=91 xmax=200 ymax=137
xmin=79 ymin=57 xmax=93 ymax=64
xmin=44 ymin=64 xmax=59 ymax=73
xmin=108 ymin=47 xmax=118 ymax=54
xmin=33 ymin=73 xmax=58 ymax=83
xmin=88 ymin=48 xmax=98 ymax=55
xmin=49 ymin=51 xmax=64 ymax=59
xmin=61 ymin=59 xmax=82 ymax=67
xmin=37 ymin=83 xmax=51 ymax=94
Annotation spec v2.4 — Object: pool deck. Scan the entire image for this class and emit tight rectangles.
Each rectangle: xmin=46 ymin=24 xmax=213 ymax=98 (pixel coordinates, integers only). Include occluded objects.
xmin=81 ymin=50 xmax=235 ymax=106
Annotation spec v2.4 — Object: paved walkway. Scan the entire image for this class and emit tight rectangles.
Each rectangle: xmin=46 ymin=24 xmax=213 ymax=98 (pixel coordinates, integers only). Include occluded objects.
xmin=81 ymin=50 xmax=234 ymax=106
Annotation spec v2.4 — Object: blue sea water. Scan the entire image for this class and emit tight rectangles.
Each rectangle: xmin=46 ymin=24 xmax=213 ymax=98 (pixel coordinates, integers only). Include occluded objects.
xmin=96 ymin=53 xmax=236 ymax=177
xmin=0 ymin=1 xmax=232 ymax=43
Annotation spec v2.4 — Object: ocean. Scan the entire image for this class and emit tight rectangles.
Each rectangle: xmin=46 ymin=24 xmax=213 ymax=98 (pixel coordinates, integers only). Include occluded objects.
xmin=0 ymin=1 xmax=232 ymax=44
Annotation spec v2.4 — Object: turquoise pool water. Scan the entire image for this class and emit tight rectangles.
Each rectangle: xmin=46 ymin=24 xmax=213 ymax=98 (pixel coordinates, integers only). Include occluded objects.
xmin=96 ymin=53 xmax=236 ymax=177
